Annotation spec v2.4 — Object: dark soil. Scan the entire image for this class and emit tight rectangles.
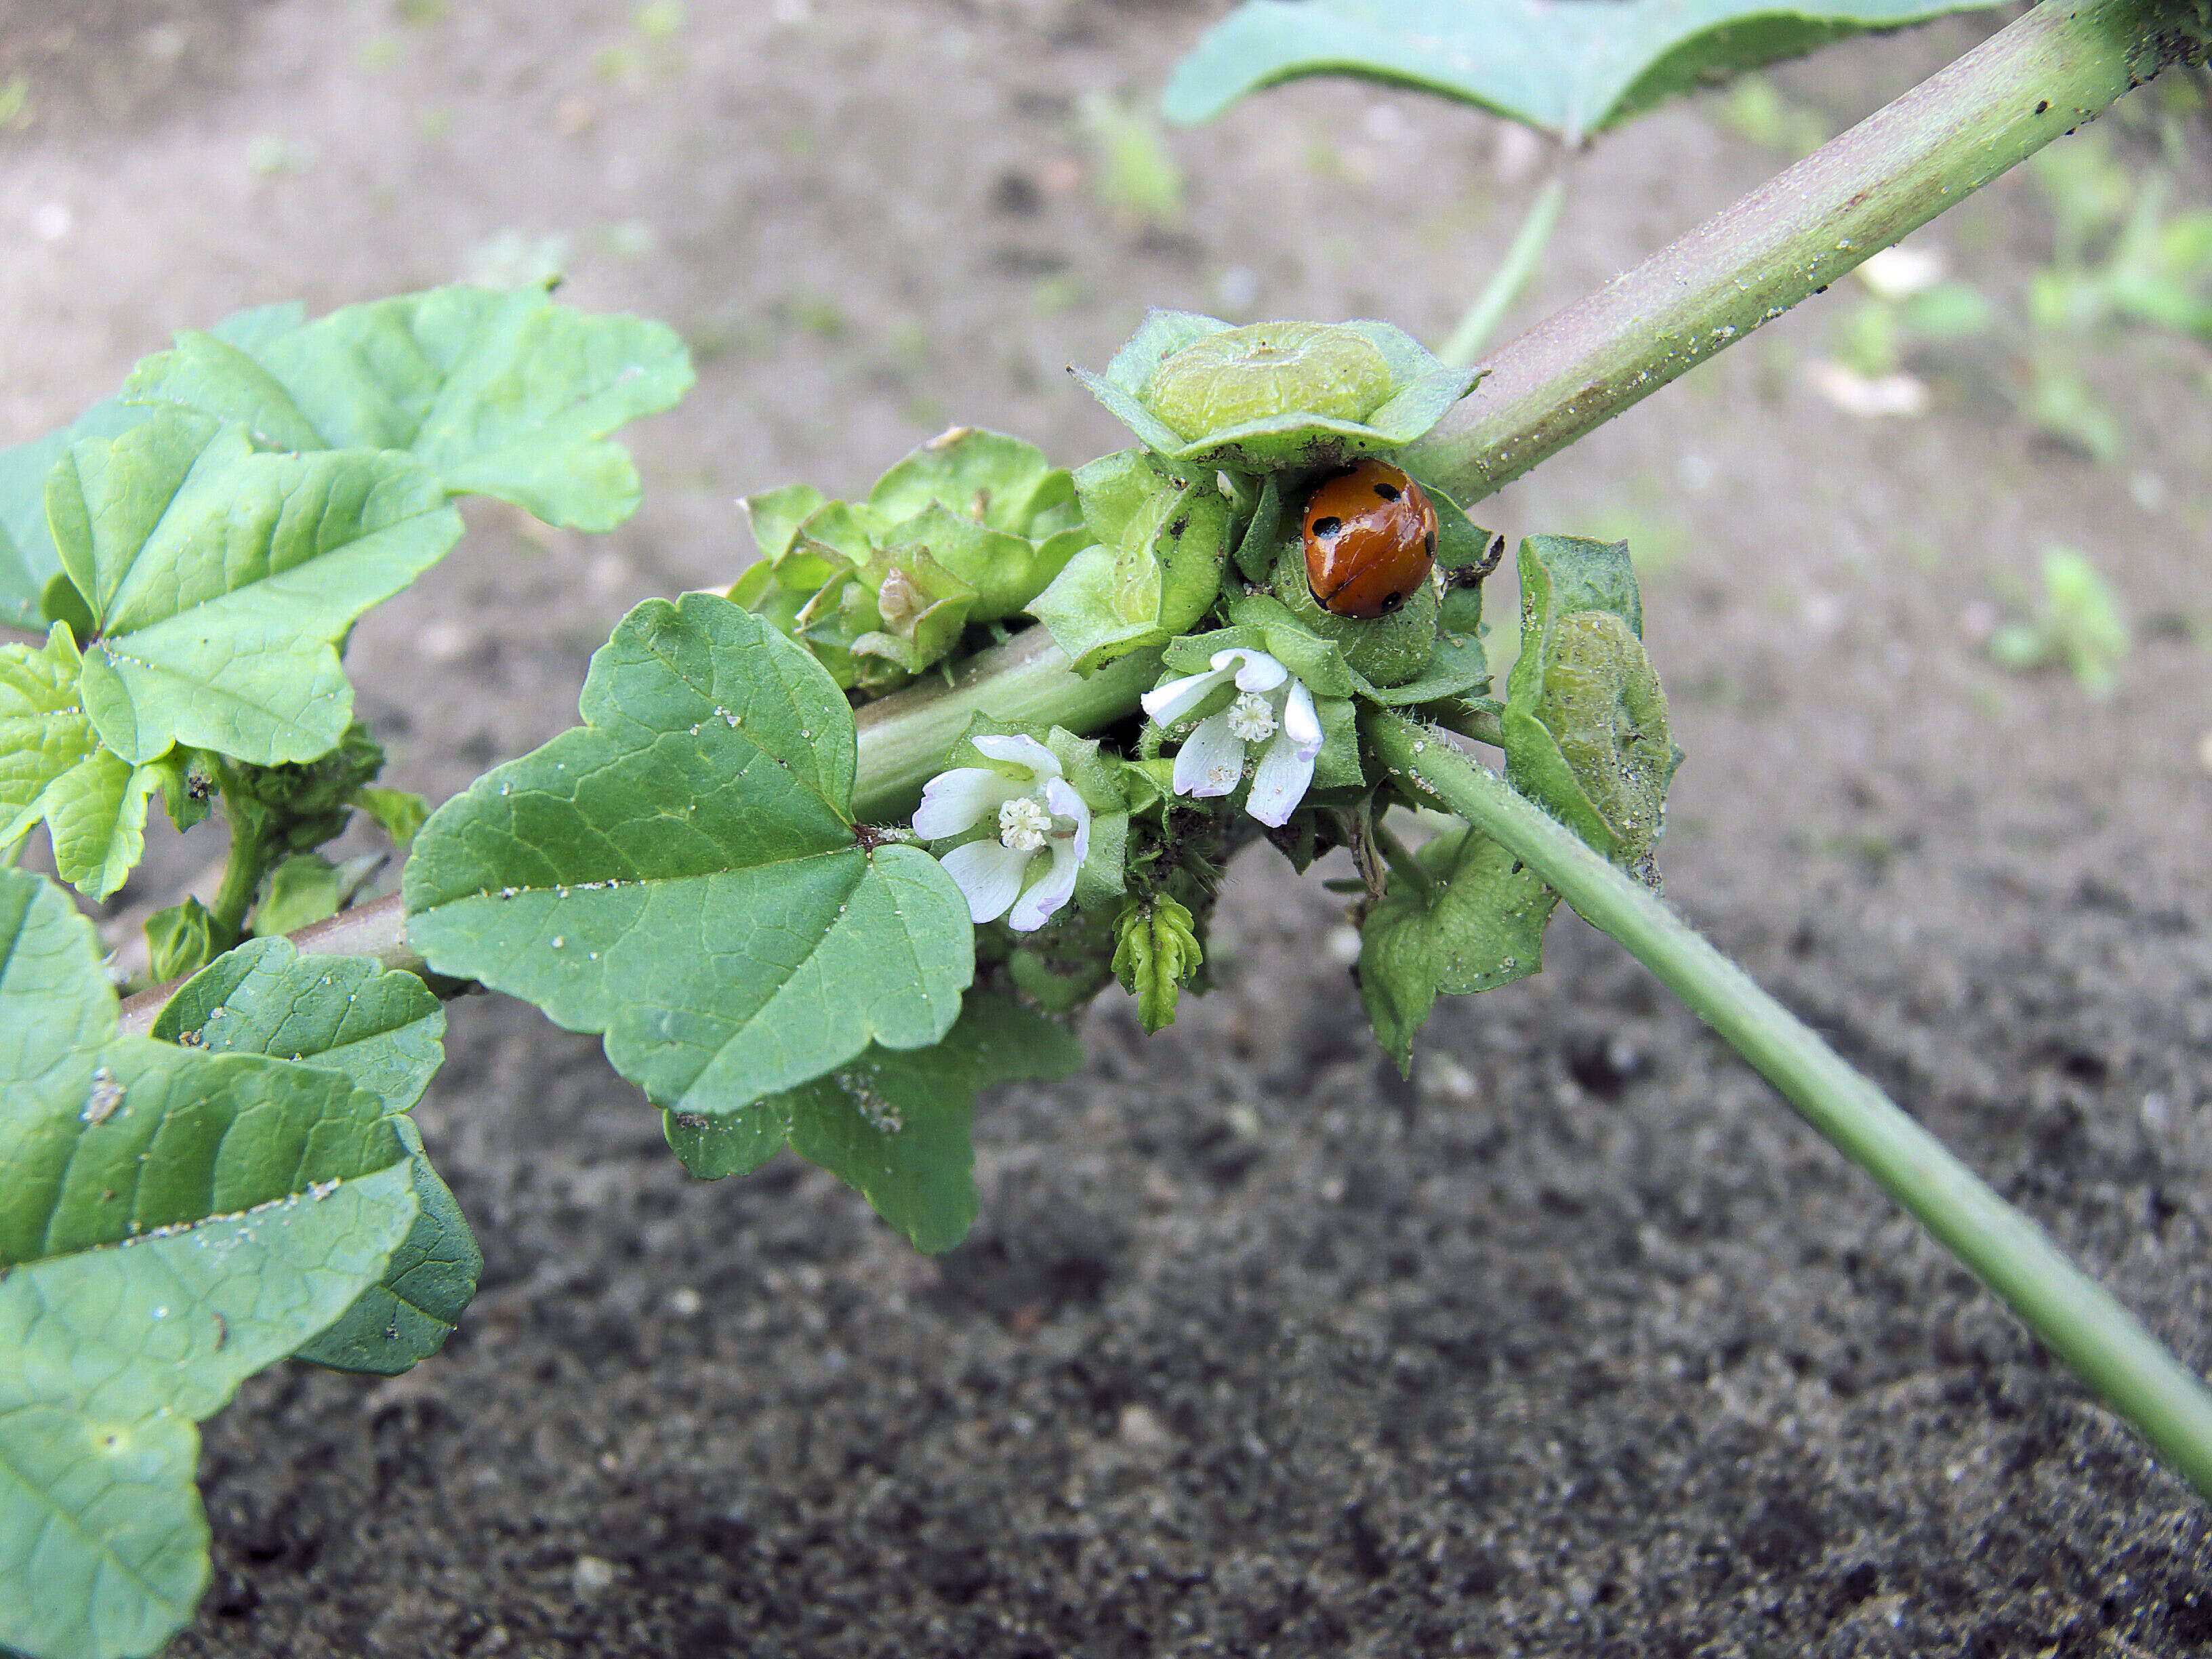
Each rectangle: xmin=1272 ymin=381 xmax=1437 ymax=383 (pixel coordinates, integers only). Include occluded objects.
xmin=7 ymin=1 xmax=2212 ymax=1654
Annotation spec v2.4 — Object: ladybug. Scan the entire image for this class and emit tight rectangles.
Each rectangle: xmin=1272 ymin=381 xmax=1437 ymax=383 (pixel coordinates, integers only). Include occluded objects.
xmin=1300 ymin=459 xmax=1437 ymax=619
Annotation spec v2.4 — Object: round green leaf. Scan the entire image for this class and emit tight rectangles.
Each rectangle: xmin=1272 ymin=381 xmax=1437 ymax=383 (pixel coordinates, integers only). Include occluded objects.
xmin=405 ymin=594 xmax=975 ymax=1113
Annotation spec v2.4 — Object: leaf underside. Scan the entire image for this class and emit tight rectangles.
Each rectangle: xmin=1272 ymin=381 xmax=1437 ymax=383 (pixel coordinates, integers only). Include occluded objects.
xmin=1162 ymin=0 xmax=2005 ymax=142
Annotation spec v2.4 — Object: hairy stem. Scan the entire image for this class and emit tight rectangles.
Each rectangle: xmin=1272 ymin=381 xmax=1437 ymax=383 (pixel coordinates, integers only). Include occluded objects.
xmin=1365 ymin=710 xmax=2212 ymax=1501
xmin=1401 ymin=0 xmax=2200 ymax=504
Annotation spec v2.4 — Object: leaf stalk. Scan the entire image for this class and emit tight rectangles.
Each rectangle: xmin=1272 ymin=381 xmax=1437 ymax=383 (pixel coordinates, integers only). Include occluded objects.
xmin=1365 ymin=709 xmax=2212 ymax=1502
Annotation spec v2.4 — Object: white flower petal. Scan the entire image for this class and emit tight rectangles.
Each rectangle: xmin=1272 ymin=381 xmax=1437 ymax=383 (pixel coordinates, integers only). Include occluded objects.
xmin=914 ymin=766 xmax=1021 ymax=839
xmin=970 ymin=733 xmax=1060 ymax=778
xmin=1141 ymin=664 xmax=1233 ymax=727
xmin=1245 ymin=724 xmax=1319 ymax=827
xmin=939 ymin=838 xmax=1031 ymax=924
xmin=1279 ymin=679 xmax=1324 ymax=759
xmin=1216 ymin=647 xmax=1289 ymax=694
xmin=1007 ymin=780 xmax=1091 ymax=933
xmin=1173 ymin=711 xmax=1247 ymax=798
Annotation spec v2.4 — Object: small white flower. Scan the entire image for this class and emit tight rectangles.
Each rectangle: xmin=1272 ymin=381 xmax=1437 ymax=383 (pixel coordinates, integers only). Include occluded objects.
xmin=914 ymin=733 xmax=1091 ymax=932
xmin=1141 ymin=647 xmax=1324 ymax=828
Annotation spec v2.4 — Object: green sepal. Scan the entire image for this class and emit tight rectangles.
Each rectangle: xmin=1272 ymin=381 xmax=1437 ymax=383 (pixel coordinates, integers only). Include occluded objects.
xmin=1230 ymin=471 xmax=1288 ymax=586
xmin=249 ymin=852 xmax=346 ymax=938
xmin=1111 ymin=896 xmax=1204 ymax=1035
xmin=1151 ymin=613 xmax=1366 ymax=796
xmin=1263 ymin=536 xmax=1441 ymax=688
xmin=144 ymin=897 xmax=241 ymax=985
xmin=1029 ymin=450 xmax=1232 ymax=672
xmin=1502 ymin=536 xmax=1677 ymax=865
xmin=1073 ymin=310 xmax=1480 ymax=472
xmin=1358 ymin=826 xmax=1561 ymax=1073
xmin=733 ymin=431 xmax=1091 ymax=691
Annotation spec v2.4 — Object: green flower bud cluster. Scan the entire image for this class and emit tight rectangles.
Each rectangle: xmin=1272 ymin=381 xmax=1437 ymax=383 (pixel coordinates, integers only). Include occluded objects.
xmin=730 ymin=427 xmax=1092 ymax=695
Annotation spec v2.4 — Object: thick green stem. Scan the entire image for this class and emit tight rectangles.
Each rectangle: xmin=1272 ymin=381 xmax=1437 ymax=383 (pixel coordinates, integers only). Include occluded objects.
xmin=1365 ymin=710 xmax=2212 ymax=1501
xmin=850 ymin=627 xmax=1159 ymax=822
xmin=1439 ymin=170 xmax=1570 ymax=371
xmin=1402 ymin=0 xmax=2200 ymax=504
xmin=207 ymin=808 xmax=272 ymax=935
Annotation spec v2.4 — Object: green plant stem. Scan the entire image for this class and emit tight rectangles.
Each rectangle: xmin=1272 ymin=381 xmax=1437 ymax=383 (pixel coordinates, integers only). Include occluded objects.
xmin=1402 ymin=0 xmax=2202 ymax=505
xmin=1439 ymin=170 xmax=1570 ymax=371
xmin=850 ymin=626 xmax=1160 ymax=821
xmin=208 ymin=807 xmax=272 ymax=935
xmin=1364 ymin=709 xmax=2212 ymax=1500
xmin=117 ymin=625 xmax=1155 ymax=1035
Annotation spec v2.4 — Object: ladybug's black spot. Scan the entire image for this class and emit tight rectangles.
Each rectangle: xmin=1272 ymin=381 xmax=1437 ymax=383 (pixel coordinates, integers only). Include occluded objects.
xmin=1380 ymin=591 xmax=1405 ymax=614
xmin=1311 ymin=515 xmax=1343 ymax=537
xmin=1425 ymin=529 xmax=1437 ymax=554
xmin=1372 ymin=481 xmax=1401 ymax=501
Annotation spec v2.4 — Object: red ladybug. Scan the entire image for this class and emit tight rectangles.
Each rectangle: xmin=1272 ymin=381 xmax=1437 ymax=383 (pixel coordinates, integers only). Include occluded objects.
xmin=1301 ymin=460 xmax=1437 ymax=619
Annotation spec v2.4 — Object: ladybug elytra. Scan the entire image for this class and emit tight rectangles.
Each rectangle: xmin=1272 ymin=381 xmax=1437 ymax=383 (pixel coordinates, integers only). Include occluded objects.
xmin=1300 ymin=459 xmax=1437 ymax=619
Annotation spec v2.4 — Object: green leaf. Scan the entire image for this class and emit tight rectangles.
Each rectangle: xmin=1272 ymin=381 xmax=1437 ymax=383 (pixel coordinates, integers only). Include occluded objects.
xmin=0 ymin=1159 xmax=416 ymax=1659
xmin=1161 ymin=0 xmax=2005 ymax=144
xmin=945 ymin=989 xmax=1086 ymax=1088
xmin=405 ymin=593 xmax=974 ymax=1113
xmin=47 ymin=410 xmax=464 ymax=766
xmin=1358 ymin=827 xmax=1560 ymax=1073
xmin=0 ymin=304 xmax=308 ymax=632
xmin=0 ymin=620 xmax=182 ymax=902
xmin=0 ymin=862 xmax=115 ymax=1102
xmin=1112 ymin=897 xmax=1204 ymax=1035
xmin=248 ymin=852 xmax=346 ymax=937
xmin=151 ymin=937 xmax=445 ymax=1114
xmin=666 ymin=1041 xmax=982 ymax=1254
xmin=785 ymin=1041 xmax=981 ymax=1254
xmin=124 ymin=285 xmax=695 ymax=531
xmin=0 ymin=867 xmax=421 ymax=1659
xmin=291 ymin=1118 xmax=480 ymax=1376
xmin=660 ymin=991 xmax=1074 ymax=1251
xmin=151 ymin=941 xmax=472 ymax=1376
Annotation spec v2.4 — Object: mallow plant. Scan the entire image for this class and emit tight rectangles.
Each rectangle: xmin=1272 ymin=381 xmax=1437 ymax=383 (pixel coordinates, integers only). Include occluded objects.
xmin=3 ymin=0 xmax=2210 ymax=1653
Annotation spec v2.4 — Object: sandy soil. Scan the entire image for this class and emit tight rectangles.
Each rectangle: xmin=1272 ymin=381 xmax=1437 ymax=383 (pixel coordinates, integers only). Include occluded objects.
xmin=6 ymin=1 xmax=2212 ymax=1653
